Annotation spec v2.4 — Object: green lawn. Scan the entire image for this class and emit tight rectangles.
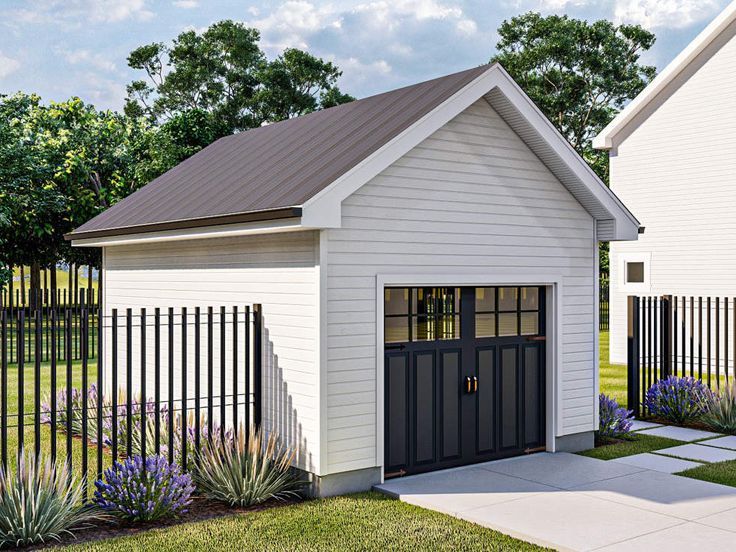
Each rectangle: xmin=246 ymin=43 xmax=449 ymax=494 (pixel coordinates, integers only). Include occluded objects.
xmin=678 ymin=459 xmax=736 ymax=487
xmin=599 ymin=331 xmax=627 ymax=408
xmin=3 ymin=359 xmax=106 ymax=493
xmin=576 ymin=432 xmax=684 ymax=461
xmin=62 ymin=492 xmax=548 ymax=552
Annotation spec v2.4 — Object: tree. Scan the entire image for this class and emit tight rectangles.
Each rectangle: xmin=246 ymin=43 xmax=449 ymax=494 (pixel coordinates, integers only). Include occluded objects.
xmin=492 ymin=12 xmax=656 ymax=180
xmin=125 ymin=20 xmax=353 ymax=133
xmin=491 ymin=12 xmax=657 ymax=273
xmin=0 ymin=94 xmax=145 ymax=299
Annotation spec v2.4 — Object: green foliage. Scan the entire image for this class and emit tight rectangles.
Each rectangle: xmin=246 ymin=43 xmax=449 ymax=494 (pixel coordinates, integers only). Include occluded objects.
xmin=0 ymin=450 xmax=97 ymax=548
xmin=125 ymin=20 xmax=353 ymax=133
xmin=194 ymin=426 xmax=302 ymax=507
xmin=701 ymin=382 xmax=736 ymax=434
xmin=0 ymin=93 xmax=147 ymax=270
xmin=491 ymin=12 xmax=656 ymax=182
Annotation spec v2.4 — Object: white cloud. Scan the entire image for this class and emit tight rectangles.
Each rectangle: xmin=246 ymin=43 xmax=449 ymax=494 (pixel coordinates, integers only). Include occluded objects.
xmin=57 ymin=49 xmax=117 ymax=72
xmin=173 ymin=0 xmax=199 ymax=8
xmin=0 ymin=51 xmax=20 ymax=78
xmin=613 ymin=0 xmax=722 ymax=29
xmin=12 ymin=0 xmax=154 ymax=25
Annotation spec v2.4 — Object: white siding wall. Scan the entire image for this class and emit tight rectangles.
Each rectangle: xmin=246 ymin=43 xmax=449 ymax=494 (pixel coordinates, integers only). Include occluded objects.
xmin=609 ymin=27 xmax=736 ymax=365
xmin=323 ymin=98 xmax=596 ymax=475
xmin=103 ymin=231 xmax=319 ymax=471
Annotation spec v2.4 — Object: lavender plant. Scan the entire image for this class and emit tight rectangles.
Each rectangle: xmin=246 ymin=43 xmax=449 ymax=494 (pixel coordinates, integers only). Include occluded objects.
xmin=94 ymin=455 xmax=194 ymax=522
xmin=644 ymin=376 xmax=713 ymax=424
xmin=598 ymin=394 xmax=633 ymax=438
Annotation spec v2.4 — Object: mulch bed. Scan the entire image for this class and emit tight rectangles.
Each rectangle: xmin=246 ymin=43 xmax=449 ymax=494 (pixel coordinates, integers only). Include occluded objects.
xmin=30 ymin=495 xmax=302 ymax=549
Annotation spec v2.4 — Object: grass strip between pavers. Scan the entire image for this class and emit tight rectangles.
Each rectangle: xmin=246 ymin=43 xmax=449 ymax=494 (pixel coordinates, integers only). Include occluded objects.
xmin=576 ymin=433 xmax=685 ymax=461
xmin=677 ymin=460 xmax=736 ymax=487
xmin=59 ymin=492 xmax=550 ymax=552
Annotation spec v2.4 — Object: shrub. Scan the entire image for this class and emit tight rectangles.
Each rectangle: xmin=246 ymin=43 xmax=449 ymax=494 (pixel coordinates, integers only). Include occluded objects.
xmin=598 ymin=394 xmax=633 ymax=438
xmin=94 ymin=455 xmax=194 ymax=522
xmin=194 ymin=426 xmax=302 ymax=507
xmin=701 ymin=382 xmax=736 ymax=434
xmin=0 ymin=450 xmax=97 ymax=547
xmin=41 ymin=384 xmax=103 ymax=443
xmin=644 ymin=376 xmax=713 ymax=424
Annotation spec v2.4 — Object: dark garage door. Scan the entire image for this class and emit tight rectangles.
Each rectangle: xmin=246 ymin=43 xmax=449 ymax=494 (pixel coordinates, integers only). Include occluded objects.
xmin=384 ymin=287 xmax=546 ymax=477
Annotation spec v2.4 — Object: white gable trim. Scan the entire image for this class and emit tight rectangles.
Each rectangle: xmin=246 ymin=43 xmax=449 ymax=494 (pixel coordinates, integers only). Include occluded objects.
xmin=302 ymin=64 xmax=640 ymax=241
xmin=594 ymin=0 xmax=736 ymax=150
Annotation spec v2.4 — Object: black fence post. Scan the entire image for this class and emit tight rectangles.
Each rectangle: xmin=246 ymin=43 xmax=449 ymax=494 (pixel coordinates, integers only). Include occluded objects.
xmin=661 ymin=295 xmax=672 ymax=379
xmin=253 ymin=304 xmax=262 ymax=431
xmin=627 ymin=296 xmax=641 ymax=417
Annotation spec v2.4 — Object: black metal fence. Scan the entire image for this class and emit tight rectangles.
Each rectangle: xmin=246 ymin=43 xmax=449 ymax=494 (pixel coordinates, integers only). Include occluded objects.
xmin=0 ymin=303 xmax=263 ymax=498
xmin=1 ymin=288 xmax=99 ymax=364
xmin=599 ymin=278 xmax=609 ymax=331
xmin=627 ymin=294 xmax=734 ymax=416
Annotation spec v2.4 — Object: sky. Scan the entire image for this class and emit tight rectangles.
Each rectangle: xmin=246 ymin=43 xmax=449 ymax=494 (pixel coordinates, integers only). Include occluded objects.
xmin=0 ymin=0 xmax=732 ymax=111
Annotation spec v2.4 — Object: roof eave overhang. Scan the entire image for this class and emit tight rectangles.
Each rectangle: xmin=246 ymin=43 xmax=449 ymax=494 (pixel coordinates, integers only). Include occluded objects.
xmin=68 ymin=207 xmax=303 ymax=247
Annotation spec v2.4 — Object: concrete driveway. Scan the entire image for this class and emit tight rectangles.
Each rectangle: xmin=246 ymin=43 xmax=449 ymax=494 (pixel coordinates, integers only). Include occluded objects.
xmin=375 ymin=452 xmax=736 ymax=551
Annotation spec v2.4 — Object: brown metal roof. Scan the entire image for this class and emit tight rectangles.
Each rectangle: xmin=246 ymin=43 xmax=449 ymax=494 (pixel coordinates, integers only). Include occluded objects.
xmin=70 ymin=64 xmax=492 ymax=240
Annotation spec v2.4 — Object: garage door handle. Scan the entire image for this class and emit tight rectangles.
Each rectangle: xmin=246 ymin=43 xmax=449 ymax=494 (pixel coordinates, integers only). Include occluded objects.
xmin=385 ymin=344 xmax=406 ymax=351
xmin=473 ymin=376 xmax=478 ymax=393
xmin=526 ymin=336 xmax=546 ymax=342
xmin=465 ymin=376 xmax=472 ymax=394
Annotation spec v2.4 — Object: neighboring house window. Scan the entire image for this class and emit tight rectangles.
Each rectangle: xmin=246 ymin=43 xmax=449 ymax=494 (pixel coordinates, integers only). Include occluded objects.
xmin=619 ymin=253 xmax=651 ymax=293
xmin=626 ymin=262 xmax=645 ymax=284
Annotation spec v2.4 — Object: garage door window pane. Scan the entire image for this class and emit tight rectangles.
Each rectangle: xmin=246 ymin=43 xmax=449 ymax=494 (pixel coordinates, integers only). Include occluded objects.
xmin=385 ymin=317 xmax=409 ymax=343
xmin=498 ymin=312 xmax=518 ymax=336
xmin=520 ymin=288 xmax=539 ymax=311
xmin=475 ymin=287 xmax=495 ymax=312
xmin=385 ymin=288 xmax=409 ymax=316
xmin=498 ymin=288 xmax=518 ymax=312
xmin=438 ymin=315 xmax=461 ymax=340
xmin=520 ymin=312 xmax=538 ymax=336
xmin=412 ymin=316 xmax=435 ymax=341
xmin=475 ymin=313 xmax=496 ymax=338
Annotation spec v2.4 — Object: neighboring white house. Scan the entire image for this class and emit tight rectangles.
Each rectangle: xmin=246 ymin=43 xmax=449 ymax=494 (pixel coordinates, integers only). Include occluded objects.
xmin=595 ymin=1 xmax=736 ymax=365
xmin=69 ymin=63 xmax=639 ymax=495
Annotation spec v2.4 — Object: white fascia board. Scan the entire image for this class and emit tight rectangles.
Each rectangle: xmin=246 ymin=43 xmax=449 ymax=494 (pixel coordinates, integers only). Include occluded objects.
xmin=492 ymin=70 xmax=640 ymax=241
xmin=593 ymin=0 xmax=736 ymax=150
xmin=70 ymin=217 xmax=305 ymax=248
xmin=301 ymin=65 xmax=508 ymax=228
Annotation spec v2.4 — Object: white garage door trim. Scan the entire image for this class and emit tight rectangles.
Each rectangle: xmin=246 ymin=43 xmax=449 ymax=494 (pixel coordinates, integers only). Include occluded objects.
xmin=375 ymin=269 xmax=565 ymax=482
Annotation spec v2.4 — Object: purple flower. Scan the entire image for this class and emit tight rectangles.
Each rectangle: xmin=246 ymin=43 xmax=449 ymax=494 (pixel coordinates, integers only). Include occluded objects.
xmin=644 ymin=376 xmax=714 ymax=424
xmin=598 ymin=394 xmax=633 ymax=438
xmin=93 ymin=455 xmax=194 ymax=522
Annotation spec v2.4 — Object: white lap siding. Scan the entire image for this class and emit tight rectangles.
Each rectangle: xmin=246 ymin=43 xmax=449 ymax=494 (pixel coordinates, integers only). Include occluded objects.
xmin=608 ymin=26 xmax=736 ymax=365
xmin=323 ymin=98 xmax=596 ymax=474
xmin=102 ymin=231 xmax=319 ymax=472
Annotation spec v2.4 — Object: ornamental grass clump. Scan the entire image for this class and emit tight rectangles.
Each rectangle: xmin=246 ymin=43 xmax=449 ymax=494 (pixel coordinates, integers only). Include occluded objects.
xmin=598 ymin=394 xmax=633 ymax=438
xmin=701 ymin=382 xmax=736 ymax=434
xmin=0 ymin=450 xmax=97 ymax=548
xmin=194 ymin=426 xmax=302 ymax=507
xmin=94 ymin=455 xmax=194 ymax=522
xmin=644 ymin=376 xmax=713 ymax=425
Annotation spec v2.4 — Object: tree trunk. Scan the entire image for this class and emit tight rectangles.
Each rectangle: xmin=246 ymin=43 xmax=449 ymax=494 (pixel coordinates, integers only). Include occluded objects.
xmin=30 ymin=262 xmax=41 ymax=310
